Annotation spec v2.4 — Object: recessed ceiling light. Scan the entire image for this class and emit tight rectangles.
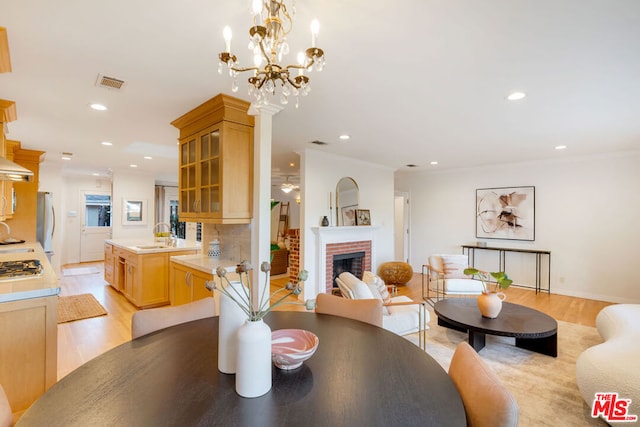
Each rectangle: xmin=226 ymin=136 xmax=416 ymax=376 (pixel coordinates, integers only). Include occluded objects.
xmin=430 ymin=161 xmax=438 ymax=166
xmin=129 ymin=164 xmax=138 ymax=168
xmin=90 ymin=103 xmax=108 ymax=111
xmin=555 ymin=145 xmax=567 ymax=150
xmin=289 ymin=162 xmax=295 ymax=167
xmin=61 ymin=156 xmax=72 ymax=161
xmin=144 ymin=156 xmax=152 ymax=160
xmin=339 ymin=134 xmax=350 ymax=140
xmin=101 ymin=141 xmax=113 ymax=146
xmin=92 ymin=173 xmax=100 ymax=176
xmin=61 ymin=152 xmax=73 ymax=160
xmin=506 ymin=92 xmax=526 ymax=101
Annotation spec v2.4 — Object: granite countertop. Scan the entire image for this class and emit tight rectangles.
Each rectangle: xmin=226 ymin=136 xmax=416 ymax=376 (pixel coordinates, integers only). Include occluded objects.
xmin=106 ymin=238 xmax=202 ymax=254
xmin=169 ymin=254 xmax=237 ymax=276
xmin=0 ymin=242 xmax=60 ymax=303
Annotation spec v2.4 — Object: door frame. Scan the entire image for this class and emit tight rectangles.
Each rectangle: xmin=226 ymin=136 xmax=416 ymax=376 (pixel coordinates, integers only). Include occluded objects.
xmin=394 ymin=191 xmax=410 ymax=263
xmin=80 ymin=190 xmax=112 ymax=262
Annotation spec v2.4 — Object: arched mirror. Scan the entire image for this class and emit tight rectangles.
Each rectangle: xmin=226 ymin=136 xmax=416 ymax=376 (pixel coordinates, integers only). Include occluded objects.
xmin=336 ymin=177 xmax=359 ymax=226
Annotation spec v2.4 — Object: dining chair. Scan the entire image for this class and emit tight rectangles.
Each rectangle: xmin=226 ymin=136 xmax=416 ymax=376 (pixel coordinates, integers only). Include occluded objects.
xmin=131 ymin=297 xmax=216 ymax=339
xmin=315 ymin=293 xmax=383 ymax=327
xmin=448 ymin=342 xmax=519 ymax=427
xmin=0 ymin=384 xmax=13 ymax=427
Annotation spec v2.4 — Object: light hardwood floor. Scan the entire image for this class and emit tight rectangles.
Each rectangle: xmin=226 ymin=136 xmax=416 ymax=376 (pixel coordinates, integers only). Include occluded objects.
xmin=57 ymin=263 xmax=613 ymax=381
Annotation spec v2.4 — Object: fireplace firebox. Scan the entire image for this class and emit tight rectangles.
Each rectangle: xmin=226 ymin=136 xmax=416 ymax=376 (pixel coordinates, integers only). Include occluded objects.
xmin=331 ymin=251 xmax=365 ymax=290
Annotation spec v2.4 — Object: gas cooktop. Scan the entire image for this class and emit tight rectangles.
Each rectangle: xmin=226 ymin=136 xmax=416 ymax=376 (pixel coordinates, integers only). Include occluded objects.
xmin=0 ymin=259 xmax=44 ymax=280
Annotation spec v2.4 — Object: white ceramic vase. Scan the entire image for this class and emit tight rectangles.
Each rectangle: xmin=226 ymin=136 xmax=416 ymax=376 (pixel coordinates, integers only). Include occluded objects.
xmin=235 ymin=319 xmax=272 ymax=398
xmin=477 ymin=291 xmax=506 ymax=318
xmin=218 ymin=281 xmax=247 ymax=374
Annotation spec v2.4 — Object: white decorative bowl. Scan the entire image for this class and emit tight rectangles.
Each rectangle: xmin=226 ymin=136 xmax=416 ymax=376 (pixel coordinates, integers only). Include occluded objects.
xmin=271 ymin=329 xmax=319 ymax=370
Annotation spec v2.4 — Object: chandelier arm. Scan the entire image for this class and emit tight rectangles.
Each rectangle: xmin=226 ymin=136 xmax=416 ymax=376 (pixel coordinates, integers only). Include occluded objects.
xmin=286 ymin=77 xmax=302 ymax=89
xmin=257 ymin=40 xmax=273 ymax=66
xmin=229 ymin=64 xmax=261 ymax=73
xmin=280 ymin=2 xmax=294 ymax=36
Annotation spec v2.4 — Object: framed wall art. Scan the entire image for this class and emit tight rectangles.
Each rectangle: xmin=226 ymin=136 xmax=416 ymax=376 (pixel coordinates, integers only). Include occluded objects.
xmin=476 ymin=186 xmax=535 ymax=241
xmin=355 ymin=209 xmax=371 ymax=226
xmin=122 ymin=198 xmax=146 ymax=225
xmin=341 ymin=205 xmax=357 ymax=226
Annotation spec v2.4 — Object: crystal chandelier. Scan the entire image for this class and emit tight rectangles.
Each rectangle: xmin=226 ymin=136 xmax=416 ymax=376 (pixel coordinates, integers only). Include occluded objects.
xmin=218 ymin=0 xmax=325 ymax=107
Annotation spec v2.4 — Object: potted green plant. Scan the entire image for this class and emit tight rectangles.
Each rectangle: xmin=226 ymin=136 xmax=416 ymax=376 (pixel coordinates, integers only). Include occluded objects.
xmin=463 ymin=267 xmax=513 ymax=318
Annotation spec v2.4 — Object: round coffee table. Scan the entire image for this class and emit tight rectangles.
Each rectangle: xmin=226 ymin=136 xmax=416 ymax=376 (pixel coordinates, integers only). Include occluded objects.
xmin=434 ymin=298 xmax=558 ymax=357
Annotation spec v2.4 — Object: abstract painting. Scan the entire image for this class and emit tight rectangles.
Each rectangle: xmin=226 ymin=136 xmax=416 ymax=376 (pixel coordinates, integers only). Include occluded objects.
xmin=476 ymin=186 xmax=535 ymax=241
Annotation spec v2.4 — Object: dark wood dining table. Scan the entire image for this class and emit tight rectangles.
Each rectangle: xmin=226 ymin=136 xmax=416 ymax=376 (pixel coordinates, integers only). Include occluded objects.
xmin=17 ymin=311 xmax=466 ymax=426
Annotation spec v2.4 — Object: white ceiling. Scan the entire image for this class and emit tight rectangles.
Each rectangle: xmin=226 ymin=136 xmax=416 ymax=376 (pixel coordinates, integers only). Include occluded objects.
xmin=2 ymin=1 xmax=639 ymax=184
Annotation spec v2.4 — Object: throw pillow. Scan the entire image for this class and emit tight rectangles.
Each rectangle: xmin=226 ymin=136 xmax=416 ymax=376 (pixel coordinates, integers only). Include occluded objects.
xmin=363 ymin=271 xmax=391 ymax=304
xmin=439 ymin=255 xmax=469 ymax=279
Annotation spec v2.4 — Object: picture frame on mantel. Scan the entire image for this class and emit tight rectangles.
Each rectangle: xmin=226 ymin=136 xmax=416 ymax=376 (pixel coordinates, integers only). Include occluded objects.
xmin=341 ymin=205 xmax=357 ymax=226
xmin=476 ymin=186 xmax=535 ymax=241
xmin=355 ymin=209 xmax=371 ymax=226
xmin=122 ymin=198 xmax=146 ymax=225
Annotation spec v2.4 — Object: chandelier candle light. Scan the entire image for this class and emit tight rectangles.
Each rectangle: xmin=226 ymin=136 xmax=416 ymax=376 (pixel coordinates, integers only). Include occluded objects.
xmin=218 ymin=0 xmax=325 ymax=107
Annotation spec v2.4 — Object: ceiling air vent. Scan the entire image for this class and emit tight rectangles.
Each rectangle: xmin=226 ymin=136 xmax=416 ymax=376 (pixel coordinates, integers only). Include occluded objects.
xmin=95 ymin=74 xmax=125 ymax=91
xmin=310 ymin=140 xmax=328 ymax=145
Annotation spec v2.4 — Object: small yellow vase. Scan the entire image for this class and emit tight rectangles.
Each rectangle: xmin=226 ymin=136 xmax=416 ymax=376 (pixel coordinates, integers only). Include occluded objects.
xmin=477 ymin=291 xmax=506 ymax=318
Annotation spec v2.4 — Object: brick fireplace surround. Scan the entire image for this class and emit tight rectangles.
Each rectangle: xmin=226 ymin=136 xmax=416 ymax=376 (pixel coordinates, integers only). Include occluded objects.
xmin=325 ymin=241 xmax=371 ymax=293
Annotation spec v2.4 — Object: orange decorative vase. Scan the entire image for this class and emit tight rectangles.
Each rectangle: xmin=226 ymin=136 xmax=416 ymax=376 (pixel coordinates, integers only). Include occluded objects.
xmin=477 ymin=291 xmax=506 ymax=318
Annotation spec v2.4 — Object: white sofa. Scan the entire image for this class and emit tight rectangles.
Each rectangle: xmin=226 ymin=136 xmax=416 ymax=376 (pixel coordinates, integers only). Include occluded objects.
xmin=335 ymin=271 xmax=429 ymax=348
xmin=575 ymin=304 xmax=640 ymax=425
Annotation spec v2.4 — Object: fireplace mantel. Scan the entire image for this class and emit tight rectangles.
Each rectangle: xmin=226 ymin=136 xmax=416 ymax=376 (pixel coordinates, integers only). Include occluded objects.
xmin=311 ymin=226 xmax=378 ymax=297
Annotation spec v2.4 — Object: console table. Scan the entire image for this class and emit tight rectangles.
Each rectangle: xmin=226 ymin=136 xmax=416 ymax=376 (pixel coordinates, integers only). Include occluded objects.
xmin=462 ymin=244 xmax=551 ymax=293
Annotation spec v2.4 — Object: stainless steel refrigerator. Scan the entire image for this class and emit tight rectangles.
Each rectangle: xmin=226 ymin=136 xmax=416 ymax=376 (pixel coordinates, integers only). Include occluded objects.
xmin=36 ymin=191 xmax=55 ymax=262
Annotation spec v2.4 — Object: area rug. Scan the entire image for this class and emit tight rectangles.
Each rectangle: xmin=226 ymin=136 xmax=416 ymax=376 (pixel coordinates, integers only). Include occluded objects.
xmin=57 ymin=294 xmax=108 ymax=324
xmin=62 ymin=267 xmax=100 ymax=277
xmin=405 ymin=310 xmax=609 ymax=427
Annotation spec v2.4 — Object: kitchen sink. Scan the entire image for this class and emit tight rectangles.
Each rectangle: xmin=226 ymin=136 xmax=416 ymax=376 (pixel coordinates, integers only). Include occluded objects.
xmin=0 ymin=247 xmax=35 ymax=254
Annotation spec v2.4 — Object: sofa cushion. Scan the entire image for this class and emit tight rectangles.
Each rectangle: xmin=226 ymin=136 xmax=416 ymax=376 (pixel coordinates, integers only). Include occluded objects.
xmin=382 ymin=296 xmax=426 ymax=335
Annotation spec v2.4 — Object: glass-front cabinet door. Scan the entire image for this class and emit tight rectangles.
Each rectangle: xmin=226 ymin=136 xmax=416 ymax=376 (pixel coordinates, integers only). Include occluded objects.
xmin=179 ymin=137 xmax=197 ymax=216
xmin=199 ymin=128 xmax=220 ymax=215
xmin=172 ymin=94 xmax=254 ymax=224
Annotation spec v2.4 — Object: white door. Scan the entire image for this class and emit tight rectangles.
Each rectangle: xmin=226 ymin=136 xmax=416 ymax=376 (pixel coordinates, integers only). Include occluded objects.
xmin=80 ymin=191 xmax=112 ymax=262
xmin=394 ymin=192 xmax=410 ymax=263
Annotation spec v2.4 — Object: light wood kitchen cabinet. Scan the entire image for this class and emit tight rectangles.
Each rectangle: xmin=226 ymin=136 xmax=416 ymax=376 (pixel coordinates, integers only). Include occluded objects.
xmin=104 ymin=242 xmax=114 ymax=285
xmin=171 ymin=94 xmax=254 ymax=224
xmin=170 ymin=262 xmax=213 ymax=306
xmin=1 ymin=140 xmax=19 ymax=219
xmin=0 ymin=295 xmax=57 ymax=415
xmin=108 ymin=247 xmax=198 ymax=308
xmin=0 ymin=100 xmax=17 ymax=222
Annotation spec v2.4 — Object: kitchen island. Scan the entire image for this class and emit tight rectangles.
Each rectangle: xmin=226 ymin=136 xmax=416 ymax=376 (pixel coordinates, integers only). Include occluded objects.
xmin=169 ymin=254 xmax=237 ymax=310
xmin=0 ymin=242 xmax=59 ymax=417
xmin=104 ymin=239 xmax=201 ymax=309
